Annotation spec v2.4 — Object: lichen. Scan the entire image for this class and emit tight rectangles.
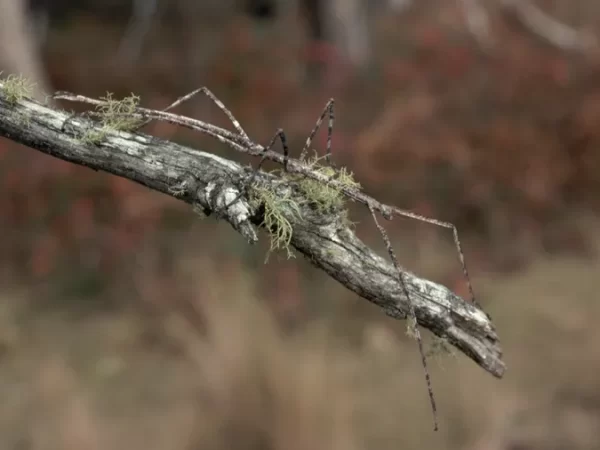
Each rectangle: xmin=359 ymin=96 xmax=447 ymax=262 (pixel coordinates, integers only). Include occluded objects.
xmin=248 ymin=154 xmax=361 ymax=260
xmin=80 ymin=128 xmax=107 ymax=145
xmin=0 ymin=73 xmax=36 ymax=105
xmin=96 ymin=92 xmax=143 ymax=131
xmin=405 ymin=315 xmax=419 ymax=339
xmin=426 ymin=335 xmax=458 ymax=369
xmin=291 ymin=154 xmax=361 ymax=213
xmin=79 ymin=93 xmax=143 ymax=144
xmin=249 ymin=184 xmax=301 ymax=261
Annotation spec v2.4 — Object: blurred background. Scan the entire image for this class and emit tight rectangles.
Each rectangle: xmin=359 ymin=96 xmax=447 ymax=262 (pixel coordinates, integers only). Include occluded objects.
xmin=1 ymin=0 xmax=600 ymax=448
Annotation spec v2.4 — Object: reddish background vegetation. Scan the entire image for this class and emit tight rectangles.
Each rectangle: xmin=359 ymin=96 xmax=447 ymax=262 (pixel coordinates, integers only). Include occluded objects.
xmin=1 ymin=1 xmax=600 ymax=448
xmin=2 ymin=1 xmax=600 ymax=290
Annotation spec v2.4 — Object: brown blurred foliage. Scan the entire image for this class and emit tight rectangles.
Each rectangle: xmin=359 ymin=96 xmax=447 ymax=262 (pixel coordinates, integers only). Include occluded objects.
xmin=1 ymin=2 xmax=600 ymax=448
xmin=2 ymin=242 xmax=600 ymax=449
xmin=2 ymin=1 xmax=600 ymax=292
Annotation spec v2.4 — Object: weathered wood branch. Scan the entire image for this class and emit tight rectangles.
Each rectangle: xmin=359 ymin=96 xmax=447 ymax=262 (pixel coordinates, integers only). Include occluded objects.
xmin=0 ymin=91 xmax=505 ymax=378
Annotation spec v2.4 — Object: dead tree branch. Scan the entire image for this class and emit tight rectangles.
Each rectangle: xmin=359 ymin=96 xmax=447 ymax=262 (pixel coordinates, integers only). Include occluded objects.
xmin=0 ymin=85 xmax=505 ymax=379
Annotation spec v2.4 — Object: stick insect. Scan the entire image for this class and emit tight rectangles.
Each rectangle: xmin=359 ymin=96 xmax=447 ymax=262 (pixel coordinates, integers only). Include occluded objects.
xmin=54 ymin=87 xmax=480 ymax=431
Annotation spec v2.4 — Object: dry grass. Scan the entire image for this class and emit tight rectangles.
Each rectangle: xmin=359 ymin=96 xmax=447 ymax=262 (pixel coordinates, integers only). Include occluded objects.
xmin=1 ymin=226 xmax=600 ymax=450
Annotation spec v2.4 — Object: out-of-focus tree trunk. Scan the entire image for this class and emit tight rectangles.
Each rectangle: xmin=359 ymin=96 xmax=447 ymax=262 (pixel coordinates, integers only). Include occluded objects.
xmin=299 ymin=0 xmax=372 ymax=69
xmin=0 ymin=0 xmax=50 ymax=100
xmin=325 ymin=0 xmax=371 ymax=68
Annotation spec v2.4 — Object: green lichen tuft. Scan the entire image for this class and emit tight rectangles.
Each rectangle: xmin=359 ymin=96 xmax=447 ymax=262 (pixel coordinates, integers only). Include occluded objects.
xmin=291 ymin=154 xmax=361 ymax=213
xmin=96 ymin=92 xmax=143 ymax=131
xmin=405 ymin=315 xmax=419 ymax=340
xmin=426 ymin=336 xmax=457 ymax=370
xmin=0 ymin=73 xmax=36 ymax=105
xmin=248 ymin=154 xmax=361 ymax=260
xmin=80 ymin=128 xmax=107 ymax=145
xmin=79 ymin=93 xmax=143 ymax=144
xmin=250 ymin=184 xmax=301 ymax=260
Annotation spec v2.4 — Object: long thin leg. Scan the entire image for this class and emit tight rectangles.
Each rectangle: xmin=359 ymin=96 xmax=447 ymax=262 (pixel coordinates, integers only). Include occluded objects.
xmin=368 ymin=203 xmax=438 ymax=431
xmin=300 ymin=98 xmax=335 ymax=165
xmin=220 ymin=128 xmax=289 ymax=212
xmin=250 ymin=128 xmax=288 ymax=183
xmin=389 ymin=205 xmax=478 ymax=308
xmin=135 ymin=87 xmax=248 ymax=139
xmin=278 ymin=128 xmax=291 ymax=172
